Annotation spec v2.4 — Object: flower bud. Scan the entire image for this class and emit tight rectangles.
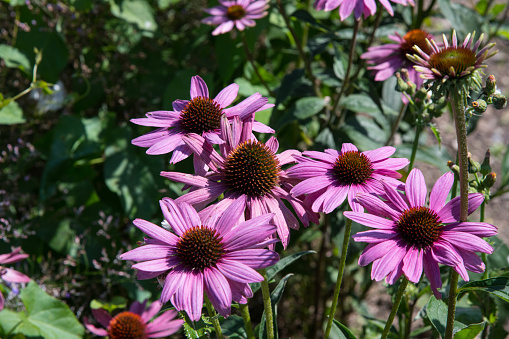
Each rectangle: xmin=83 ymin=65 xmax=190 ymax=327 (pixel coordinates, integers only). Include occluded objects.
xmin=483 ymin=172 xmax=496 ymax=188
xmin=447 ymin=161 xmax=460 ymax=176
xmin=467 ymin=153 xmax=481 ymax=173
xmin=472 ymin=99 xmax=487 ymax=114
xmin=485 ymin=75 xmax=496 ymax=95
xmin=480 ymin=149 xmax=491 ymax=176
xmin=469 ymin=180 xmax=479 ymax=189
xmin=395 ymin=72 xmax=409 ymax=92
xmin=492 ymin=93 xmax=507 ymax=110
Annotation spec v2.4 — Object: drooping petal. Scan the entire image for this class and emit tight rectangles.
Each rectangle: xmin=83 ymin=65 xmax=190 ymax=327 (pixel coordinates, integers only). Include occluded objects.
xmin=203 ymin=267 xmax=232 ymax=318
xmin=437 ymin=193 xmax=484 ymax=223
xmin=402 ymin=247 xmax=423 ymax=283
xmin=423 ymin=250 xmax=442 ymax=299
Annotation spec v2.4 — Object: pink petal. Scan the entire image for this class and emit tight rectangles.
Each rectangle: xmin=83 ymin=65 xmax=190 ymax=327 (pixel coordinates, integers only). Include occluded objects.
xmin=190 ymin=76 xmax=209 ymax=99
xmin=441 ymin=222 xmax=498 ymax=237
xmin=84 ymin=317 xmax=109 ymax=336
xmin=423 ymin=250 xmax=442 ymax=299
xmin=91 ymin=308 xmax=112 ymax=328
xmin=352 ymin=229 xmax=398 ymax=243
xmin=358 ymin=238 xmax=400 ymax=266
xmin=429 ymin=172 xmax=454 ymax=212
xmin=120 ymin=244 xmax=173 ymax=261
xmin=344 ymin=211 xmax=396 ymax=229
xmin=440 ymin=232 xmax=493 ymax=254
xmin=132 ymin=257 xmax=180 ymax=272
xmin=362 ymin=146 xmax=396 ymax=162
xmin=215 ymin=195 xmax=247 ymax=234
xmin=160 ymin=171 xmax=210 ymax=188
xmin=214 ymin=83 xmax=239 ymax=107
xmin=355 ymin=192 xmax=400 ymax=220
xmin=402 ymin=247 xmax=423 ymax=283
xmin=406 ymin=169 xmax=427 ymax=208
xmin=203 ymin=267 xmax=231 ymax=318
xmin=371 ymin=241 xmax=407 ymax=281
xmin=341 ymin=142 xmax=358 ymax=153
xmin=216 ymin=259 xmax=264 ymax=283
xmin=222 ymin=249 xmax=279 ymax=269
xmin=177 ymin=201 xmax=202 ymax=228
xmin=437 ymin=193 xmax=484 ymax=223
xmin=159 ymin=199 xmax=190 ymax=236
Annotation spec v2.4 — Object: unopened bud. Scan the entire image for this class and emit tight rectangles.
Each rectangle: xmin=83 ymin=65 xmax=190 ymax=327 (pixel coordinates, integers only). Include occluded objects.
xmin=480 ymin=149 xmax=491 ymax=176
xmin=472 ymin=99 xmax=487 ymax=114
xmin=467 ymin=153 xmax=481 ymax=173
xmin=492 ymin=93 xmax=507 ymax=110
xmin=469 ymin=180 xmax=479 ymax=189
xmin=483 ymin=172 xmax=497 ymax=188
xmin=485 ymin=75 xmax=496 ymax=95
xmin=448 ymin=161 xmax=460 ymax=176
xmin=395 ymin=72 xmax=409 ymax=92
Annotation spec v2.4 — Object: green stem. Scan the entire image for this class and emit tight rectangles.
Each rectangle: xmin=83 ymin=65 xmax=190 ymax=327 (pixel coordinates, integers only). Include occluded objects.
xmin=239 ymin=303 xmax=256 ymax=339
xmin=408 ymin=116 xmax=422 ymax=172
xmin=240 ymin=32 xmax=275 ymax=97
xmin=381 ymin=278 xmax=410 ymax=339
xmin=204 ymin=294 xmax=225 ymax=339
xmin=333 ymin=19 xmax=361 ymax=122
xmin=260 ymin=268 xmax=275 ymax=339
xmin=324 ymin=210 xmax=353 ymax=339
xmin=445 ymin=91 xmax=469 ymax=339
xmin=275 ymin=0 xmax=321 ymax=98
xmin=445 ymin=271 xmax=460 ymax=339
xmin=480 ymin=202 xmax=489 ymax=280
xmin=385 ymin=103 xmax=408 ymax=146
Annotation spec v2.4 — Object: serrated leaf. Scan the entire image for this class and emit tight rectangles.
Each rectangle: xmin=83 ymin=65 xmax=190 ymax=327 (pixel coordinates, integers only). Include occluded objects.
xmin=425 ymin=296 xmax=466 ymax=338
xmin=459 ymin=277 xmax=509 ymax=303
xmin=0 ymin=44 xmax=30 ymax=71
xmin=453 ymin=322 xmax=486 ymax=339
xmin=0 ymin=101 xmax=26 ymax=125
xmin=331 ymin=319 xmax=358 ymax=339
xmin=251 ymin=251 xmax=315 ymax=293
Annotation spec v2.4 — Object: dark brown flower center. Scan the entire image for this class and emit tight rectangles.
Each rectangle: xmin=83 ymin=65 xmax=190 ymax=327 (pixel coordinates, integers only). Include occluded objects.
xmin=176 ymin=226 xmax=225 ymax=271
xmin=401 ymin=29 xmax=433 ymax=57
xmin=108 ymin=312 xmax=147 ymax=339
xmin=428 ymin=47 xmax=477 ymax=77
xmin=396 ymin=207 xmax=441 ymax=248
xmin=180 ymin=96 xmax=223 ymax=134
xmin=226 ymin=5 xmax=246 ymax=20
xmin=332 ymin=151 xmax=373 ymax=185
xmin=223 ymin=140 xmax=281 ymax=197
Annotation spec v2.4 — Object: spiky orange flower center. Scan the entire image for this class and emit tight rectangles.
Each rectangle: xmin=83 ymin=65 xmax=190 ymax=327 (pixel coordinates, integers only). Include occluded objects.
xmin=332 ymin=151 xmax=373 ymax=185
xmin=180 ymin=96 xmax=223 ymax=134
xmin=223 ymin=140 xmax=281 ymax=197
xmin=401 ymin=29 xmax=433 ymax=56
xmin=108 ymin=312 xmax=147 ymax=339
xmin=428 ymin=47 xmax=477 ymax=77
xmin=176 ymin=226 xmax=225 ymax=271
xmin=227 ymin=5 xmax=247 ymax=20
xmin=396 ymin=207 xmax=441 ymax=248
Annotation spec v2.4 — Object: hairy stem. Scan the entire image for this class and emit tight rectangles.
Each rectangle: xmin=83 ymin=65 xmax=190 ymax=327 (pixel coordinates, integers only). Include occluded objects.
xmin=260 ymin=268 xmax=275 ymax=339
xmin=239 ymin=303 xmax=256 ymax=339
xmin=324 ymin=210 xmax=353 ymax=339
xmin=385 ymin=103 xmax=408 ymax=146
xmin=381 ymin=278 xmax=410 ymax=339
xmin=204 ymin=294 xmax=225 ymax=339
xmin=408 ymin=115 xmax=422 ymax=172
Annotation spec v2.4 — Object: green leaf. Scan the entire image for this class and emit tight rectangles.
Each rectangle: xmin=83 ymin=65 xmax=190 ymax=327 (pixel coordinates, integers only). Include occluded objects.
xmin=251 ymin=251 xmax=315 ymax=293
xmin=90 ymin=296 xmax=128 ymax=312
xmin=0 ymin=100 xmax=26 ymax=125
xmin=453 ymin=322 xmax=486 ymax=339
xmin=221 ymin=315 xmax=248 ymax=338
xmin=500 ymin=145 xmax=509 ymax=188
xmin=459 ymin=277 xmax=509 ymax=303
xmin=425 ymin=296 xmax=466 ymax=338
xmin=331 ymin=319 xmax=358 ymax=339
xmin=292 ymin=97 xmax=326 ymax=120
xmin=110 ymin=0 xmax=157 ymax=33
xmin=0 ymin=44 xmax=30 ymax=71
xmin=429 ymin=124 xmax=441 ymax=148
xmin=0 ymin=282 xmax=84 ymax=339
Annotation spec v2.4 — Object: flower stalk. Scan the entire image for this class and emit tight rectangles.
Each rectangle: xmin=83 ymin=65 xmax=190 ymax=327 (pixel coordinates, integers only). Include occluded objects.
xmin=381 ymin=277 xmax=410 ymax=339
xmin=444 ymin=90 xmax=469 ymax=339
xmin=324 ymin=211 xmax=353 ymax=339
xmin=205 ymin=294 xmax=225 ymax=339
xmin=239 ymin=303 xmax=256 ymax=339
xmin=260 ymin=268 xmax=275 ymax=339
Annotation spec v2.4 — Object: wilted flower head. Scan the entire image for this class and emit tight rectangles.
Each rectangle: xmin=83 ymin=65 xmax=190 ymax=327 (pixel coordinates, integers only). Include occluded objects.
xmin=287 ymin=143 xmax=409 ymax=213
xmin=314 ymin=0 xmax=415 ymax=21
xmin=202 ymin=0 xmax=269 ymax=36
xmin=84 ymin=300 xmax=183 ymax=338
xmin=361 ymin=29 xmax=434 ymax=90
xmin=161 ymin=116 xmax=319 ymax=248
xmin=131 ymin=75 xmax=273 ymax=164
xmin=0 ymin=247 xmax=30 ymax=311
xmin=344 ymin=169 xmax=497 ymax=298
xmin=408 ymin=30 xmax=497 ymax=81
xmin=120 ymin=198 xmax=279 ymax=321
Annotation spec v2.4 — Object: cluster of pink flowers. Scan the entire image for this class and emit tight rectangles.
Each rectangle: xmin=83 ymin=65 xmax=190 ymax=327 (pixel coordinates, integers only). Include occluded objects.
xmin=109 ymin=74 xmax=497 ymax=329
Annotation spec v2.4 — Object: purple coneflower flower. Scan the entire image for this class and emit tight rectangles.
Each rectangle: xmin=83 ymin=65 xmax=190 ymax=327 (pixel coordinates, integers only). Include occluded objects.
xmin=314 ymin=0 xmax=414 ymax=21
xmin=161 ymin=116 xmax=319 ymax=248
xmin=202 ymin=0 xmax=269 ymax=36
xmin=287 ymin=143 xmax=409 ymax=213
xmin=407 ymin=30 xmax=497 ymax=80
xmin=361 ymin=29 xmax=433 ymax=89
xmin=0 ymin=247 xmax=30 ymax=311
xmin=84 ymin=300 xmax=183 ymax=338
xmin=120 ymin=198 xmax=280 ymax=321
xmin=131 ymin=75 xmax=274 ymax=164
xmin=344 ymin=169 xmax=497 ymax=298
